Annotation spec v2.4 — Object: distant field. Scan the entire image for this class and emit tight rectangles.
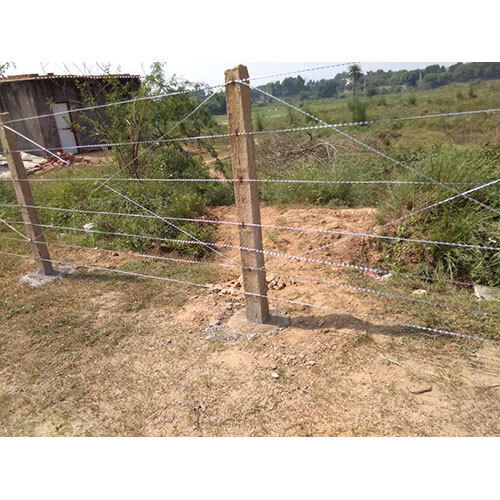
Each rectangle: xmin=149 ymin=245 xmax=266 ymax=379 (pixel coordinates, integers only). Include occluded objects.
xmin=214 ymin=80 xmax=500 ymax=133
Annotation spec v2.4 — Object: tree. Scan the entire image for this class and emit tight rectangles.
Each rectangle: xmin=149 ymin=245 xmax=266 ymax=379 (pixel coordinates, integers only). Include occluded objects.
xmin=317 ymin=79 xmax=337 ymax=98
xmin=0 ymin=62 xmax=14 ymax=78
xmin=348 ymin=64 xmax=363 ymax=97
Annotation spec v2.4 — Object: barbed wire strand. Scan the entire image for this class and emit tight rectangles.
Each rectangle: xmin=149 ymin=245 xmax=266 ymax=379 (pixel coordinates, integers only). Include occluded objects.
xmin=104 ymin=184 xmax=237 ymax=264
xmin=51 ymin=91 xmax=218 ymax=222
xmin=0 ymin=123 xmax=70 ymax=165
xmin=0 ymin=248 xmax=497 ymax=345
xmin=0 ymin=216 xmax=30 ymax=241
xmin=0 ymin=177 xmax=488 ymax=186
xmin=277 ymin=271 xmax=499 ymax=318
xmin=1 ymin=62 xmax=353 ymax=126
xmin=297 ymin=176 xmax=500 ymax=259
xmin=2 ymin=202 xmax=497 ymax=252
xmin=3 ymin=220 xmax=488 ymax=289
xmin=4 ymin=108 xmax=499 ymax=154
xmin=2 ymin=232 xmax=496 ymax=320
xmin=248 ymin=84 xmax=500 ymax=217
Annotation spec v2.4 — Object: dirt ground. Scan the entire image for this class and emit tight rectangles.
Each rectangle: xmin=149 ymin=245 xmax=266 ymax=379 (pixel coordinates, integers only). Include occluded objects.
xmin=0 ymin=205 xmax=498 ymax=436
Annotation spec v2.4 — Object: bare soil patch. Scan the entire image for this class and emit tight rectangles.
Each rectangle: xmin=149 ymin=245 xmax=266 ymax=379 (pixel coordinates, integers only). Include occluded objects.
xmin=0 ymin=204 xmax=498 ymax=436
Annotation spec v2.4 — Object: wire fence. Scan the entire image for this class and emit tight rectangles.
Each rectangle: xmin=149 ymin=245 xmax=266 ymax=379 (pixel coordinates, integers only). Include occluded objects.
xmin=1 ymin=62 xmax=499 ymax=348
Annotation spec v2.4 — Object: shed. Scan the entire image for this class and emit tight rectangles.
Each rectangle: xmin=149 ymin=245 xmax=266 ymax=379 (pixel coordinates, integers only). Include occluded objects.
xmin=0 ymin=73 xmax=140 ymax=156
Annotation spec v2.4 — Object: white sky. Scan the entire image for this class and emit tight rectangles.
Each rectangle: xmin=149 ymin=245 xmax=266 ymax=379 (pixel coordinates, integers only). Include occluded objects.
xmin=6 ymin=62 xmax=453 ymax=87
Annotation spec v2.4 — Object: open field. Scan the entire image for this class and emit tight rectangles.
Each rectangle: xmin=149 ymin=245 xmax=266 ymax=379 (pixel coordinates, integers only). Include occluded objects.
xmin=0 ymin=78 xmax=499 ymax=436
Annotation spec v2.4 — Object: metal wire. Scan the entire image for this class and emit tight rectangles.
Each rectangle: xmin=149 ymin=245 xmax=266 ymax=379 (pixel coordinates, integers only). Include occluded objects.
xmin=0 ymin=123 xmax=70 ymax=164
xmin=0 ymin=216 xmax=30 ymax=241
xmin=280 ymin=272 xmax=500 ymax=318
xmin=3 ymin=220 xmax=488 ymax=288
xmin=2 ymin=231 xmax=495 ymax=318
xmin=5 ymin=107 xmax=499 ymax=154
xmin=0 ymin=177 xmax=487 ymax=186
xmin=104 ymin=184 xmax=236 ymax=264
xmin=1 ymin=85 xmax=225 ymax=125
xmin=248 ymin=83 xmax=500 ymax=217
xmin=0 ymin=62 xmax=353 ymax=126
xmin=298 ymin=176 xmax=500 ymax=259
xmin=0 ymin=248 xmax=496 ymax=345
xmin=2 ymin=202 xmax=498 ymax=252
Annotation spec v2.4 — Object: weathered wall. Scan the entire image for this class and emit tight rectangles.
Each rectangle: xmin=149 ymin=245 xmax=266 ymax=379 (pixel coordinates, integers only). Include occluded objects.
xmin=0 ymin=77 xmax=140 ymax=156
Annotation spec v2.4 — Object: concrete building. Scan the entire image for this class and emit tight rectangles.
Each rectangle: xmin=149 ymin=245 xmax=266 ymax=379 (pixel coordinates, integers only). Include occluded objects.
xmin=0 ymin=73 xmax=140 ymax=155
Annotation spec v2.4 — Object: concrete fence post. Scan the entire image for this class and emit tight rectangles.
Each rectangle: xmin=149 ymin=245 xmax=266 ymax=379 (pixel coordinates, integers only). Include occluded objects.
xmin=225 ymin=65 xmax=270 ymax=323
xmin=0 ymin=112 xmax=54 ymax=275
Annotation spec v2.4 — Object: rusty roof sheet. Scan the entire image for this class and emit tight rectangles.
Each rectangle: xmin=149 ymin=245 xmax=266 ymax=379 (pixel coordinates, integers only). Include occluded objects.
xmin=0 ymin=73 xmax=141 ymax=84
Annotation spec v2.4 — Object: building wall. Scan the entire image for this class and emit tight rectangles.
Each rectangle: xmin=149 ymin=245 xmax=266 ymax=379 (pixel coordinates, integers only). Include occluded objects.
xmin=0 ymin=77 xmax=139 ymax=156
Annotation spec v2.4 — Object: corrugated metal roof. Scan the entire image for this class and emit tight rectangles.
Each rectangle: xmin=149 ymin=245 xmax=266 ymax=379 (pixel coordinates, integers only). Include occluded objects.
xmin=0 ymin=73 xmax=141 ymax=84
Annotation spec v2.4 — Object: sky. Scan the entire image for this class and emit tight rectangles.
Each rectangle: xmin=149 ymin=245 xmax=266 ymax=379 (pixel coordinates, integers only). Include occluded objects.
xmin=5 ymin=62 xmax=453 ymax=86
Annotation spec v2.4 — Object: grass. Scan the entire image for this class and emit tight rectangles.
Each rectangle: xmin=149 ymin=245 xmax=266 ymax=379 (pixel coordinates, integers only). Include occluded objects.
xmin=0 ymin=243 xmax=498 ymax=436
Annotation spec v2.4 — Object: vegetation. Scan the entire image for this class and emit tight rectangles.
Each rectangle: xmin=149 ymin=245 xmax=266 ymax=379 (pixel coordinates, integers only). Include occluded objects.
xmin=251 ymin=78 xmax=500 ymax=285
xmin=0 ymin=67 xmax=498 ymax=285
xmin=235 ymin=62 xmax=500 ymax=105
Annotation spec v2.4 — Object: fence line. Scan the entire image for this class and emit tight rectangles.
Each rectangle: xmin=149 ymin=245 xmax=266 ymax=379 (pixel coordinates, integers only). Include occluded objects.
xmin=296 ymin=176 xmax=500 ymax=259
xmin=104 ymin=184 xmax=236 ymax=264
xmin=0 ymin=177 xmax=489 ymax=186
xmin=2 ymin=202 xmax=497 ymax=252
xmin=0 ymin=248 xmax=497 ymax=345
xmin=4 ymin=107 xmax=499 ymax=155
xmin=0 ymin=63 xmax=498 ymax=347
xmin=3 ymin=232 xmax=496 ymax=319
xmin=3 ymin=220 xmax=489 ymax=289
xmin=0 ymin=62 xmax=354 ymax=126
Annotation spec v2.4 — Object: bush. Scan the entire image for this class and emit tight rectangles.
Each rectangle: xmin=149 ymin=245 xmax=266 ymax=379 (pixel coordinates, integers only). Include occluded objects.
xmin=456 ymin=91 xmax=464 ymax=101
xmin=407 ymin=93 xmax=417 ymax=105
xmin=376 ymin=96 xmax=387 ymax=106
xmin=25 ymin=149 xmax=234 ymax=258
xmin=468 ymin=82 xmax=478 ymax=98
xmin=347 ymin=99 xmax=368 ymax=122
xmin=366 ymin=84 xmax=378 ymax=96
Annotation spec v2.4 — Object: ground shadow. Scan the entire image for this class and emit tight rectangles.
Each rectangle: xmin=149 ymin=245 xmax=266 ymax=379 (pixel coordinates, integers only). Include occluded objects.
xmin=290 ymin=312 xmax=413 ymax=338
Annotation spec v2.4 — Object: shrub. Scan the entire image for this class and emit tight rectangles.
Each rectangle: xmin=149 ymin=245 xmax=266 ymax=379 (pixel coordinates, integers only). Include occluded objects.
xmin=407 ymin=94 xmax=417 ymax=105
xmin=347 ymin=99 xmax=368 ymax=122
xmin=376 ymin=96 xmax=387 ymax=106
xmin=254 ymin=112 xmax=265 ymax=132
xmin=468 ymin=82 xmax=478 ymax=98
xmin=456 ymin=91 xmax=464 ymax=101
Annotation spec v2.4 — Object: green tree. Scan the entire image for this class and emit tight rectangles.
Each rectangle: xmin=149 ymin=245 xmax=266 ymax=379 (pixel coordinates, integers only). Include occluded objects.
xmin=348 ymin=64 xmax=363 ymax=97
xmin=0 ymin=62 xmax=14 ymax=78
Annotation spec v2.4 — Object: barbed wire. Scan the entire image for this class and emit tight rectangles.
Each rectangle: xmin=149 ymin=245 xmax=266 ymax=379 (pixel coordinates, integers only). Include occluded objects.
xmin=0 ymin=123 xmax=70 ymax=164
xmin=1 ymin=231 xmax=495 ymax=319
xmin=0 ymin=62 xmax=353 ymax=126
xmin=0 ymin=248 xmax=497 ymax=345
xmin=296 ymin=176 xmax=500 ymax=259
xmin=0 ymin=234 xmax=259 ymax=271
xmin=279 ymin=272 xmax=499 ymax=318
xmin=248 ymin=83 xmax=500 ymax=217
xmin=4 ymin=108 xmax=499 ymax=155
xmin=104 ymin=184 xmax=237 ymax=264
xmin=0 ymin=176 xmax=488 ymax=186
xmin=3 ymin=220 xmax=489 ymax=288
xmin=2 ymin=202 xmax=498 ymax=252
